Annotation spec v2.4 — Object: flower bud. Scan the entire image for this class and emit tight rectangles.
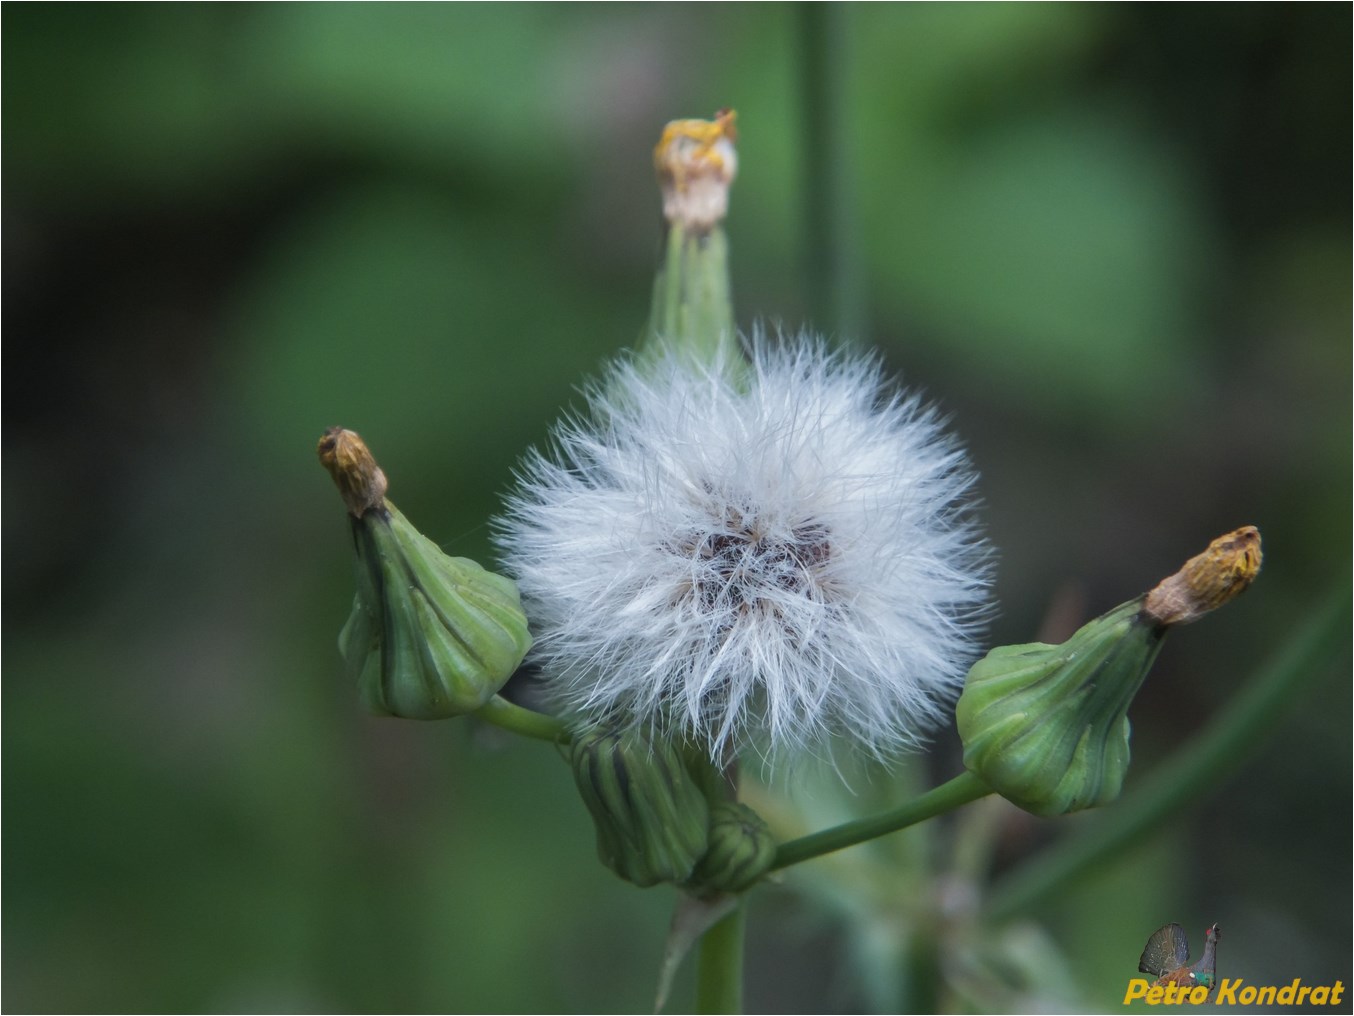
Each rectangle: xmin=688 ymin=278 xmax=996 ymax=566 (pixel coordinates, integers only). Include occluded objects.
xmin=956 ymin=600 xmax=1162 ymax=816
xmin=320 ymin=428 xmax=532 ymax=720
xmin=569 ymin=728 xmax=711 ymax=888
xmin=689 ymin=801 xmax=777 ymax=894
xmin=1143 ymin=526 xmax=1262 ymax=626
xmin=654 ymin=107 xmax=737 ymax=232
xmin=644 ymin=108 xmax=742 ymax=376
xmin=956 ymin=527 xmax=1262 ymax=816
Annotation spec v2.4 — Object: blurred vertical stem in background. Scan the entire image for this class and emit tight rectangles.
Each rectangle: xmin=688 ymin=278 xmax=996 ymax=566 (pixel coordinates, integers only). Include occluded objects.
xmin=799 ymin=4 xmax=864 ymax=340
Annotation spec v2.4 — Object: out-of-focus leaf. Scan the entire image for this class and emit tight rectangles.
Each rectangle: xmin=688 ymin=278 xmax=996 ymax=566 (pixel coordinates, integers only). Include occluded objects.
xmin=863 ymin=113 xmax=1211 ymax=423
xmin=221 ymin=182 xmax=635 ymax=510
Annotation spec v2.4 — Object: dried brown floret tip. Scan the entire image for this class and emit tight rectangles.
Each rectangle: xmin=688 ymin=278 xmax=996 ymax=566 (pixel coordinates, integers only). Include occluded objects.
xmin=317 ymin=427 xmax=388 ymax=519
xmin=1143 ymin=526 xmax=1262 ymax=626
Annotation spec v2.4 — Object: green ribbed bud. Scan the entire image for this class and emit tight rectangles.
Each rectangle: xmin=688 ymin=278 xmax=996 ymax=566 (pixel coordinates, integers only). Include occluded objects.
xmin=956 ymin=600 xmax=1162 ymax=816
xmin=957 ymin=528 xmax=1262 ymax=816
xmin=569 ymin=728 xmax=711 ymax=888
xmin=320 ymin=428 xmax=532 ymax=720
xmin=689 ymin=801 xmax=776 ymax=894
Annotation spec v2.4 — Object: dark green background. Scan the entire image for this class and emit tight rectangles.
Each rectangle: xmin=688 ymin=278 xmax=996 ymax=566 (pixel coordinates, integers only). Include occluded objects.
xmin=5 ymin=5 xmax=1349 ymax=1012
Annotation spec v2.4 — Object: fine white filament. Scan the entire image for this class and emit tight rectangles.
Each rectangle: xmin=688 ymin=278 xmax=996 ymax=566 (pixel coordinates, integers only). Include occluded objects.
xmin=496 ymin=336 xmax=991 ymax=764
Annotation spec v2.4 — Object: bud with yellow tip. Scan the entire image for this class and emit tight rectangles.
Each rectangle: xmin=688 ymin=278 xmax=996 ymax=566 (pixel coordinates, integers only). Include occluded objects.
xmin=319 ymin=427 xmax=532 ymax=720
xmin=956 ymin=527 xmax=1262 ymax=816
xmin=645 ymin=109 xmax=742 ymax=375
xmin=654 ymin=108 xmax=738 ymax=233
xmin=1143 ymin=526 xmax=1262 ymax=626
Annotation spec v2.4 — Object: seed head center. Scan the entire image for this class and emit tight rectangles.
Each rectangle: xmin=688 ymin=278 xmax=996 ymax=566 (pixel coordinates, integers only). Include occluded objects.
xmin=677 ymin=504 xmax=832 ymax=614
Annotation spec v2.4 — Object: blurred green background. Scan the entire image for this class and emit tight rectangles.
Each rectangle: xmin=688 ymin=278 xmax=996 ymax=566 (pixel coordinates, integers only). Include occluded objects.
xmin=4 ymin=5 xmax=1349 ymax=1012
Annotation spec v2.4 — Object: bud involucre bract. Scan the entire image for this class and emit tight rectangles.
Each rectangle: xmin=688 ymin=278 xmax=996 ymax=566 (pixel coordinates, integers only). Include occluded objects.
xmin=569 ymin=728 xmax=711 ymax=888
xmin=956 ymin=600 xmax=1164 ymax=816
xmin=341 ymin=505 xmax=532 ymax=720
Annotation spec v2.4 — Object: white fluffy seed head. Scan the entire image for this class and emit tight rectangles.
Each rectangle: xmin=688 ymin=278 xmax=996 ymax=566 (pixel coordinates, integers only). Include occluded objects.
xmin=495 ymin=335 xmax=992 ymax=766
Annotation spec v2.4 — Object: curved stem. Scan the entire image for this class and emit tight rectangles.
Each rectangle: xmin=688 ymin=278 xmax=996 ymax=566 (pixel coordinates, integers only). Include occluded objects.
xmin=770 ymin=770 xmax=992 ymax=872
xmin=695 ymin=901 xmax=745 ymax=1014
xmin=476 ymin=694 xmax=569 ymax=743
xmin=986 ymin=586 xmax=1350 ymax=921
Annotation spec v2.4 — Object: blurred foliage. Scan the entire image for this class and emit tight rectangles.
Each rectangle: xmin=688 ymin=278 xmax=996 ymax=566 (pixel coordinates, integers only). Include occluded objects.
xmin=3 ymin=5 xmax=1349 ymax=1013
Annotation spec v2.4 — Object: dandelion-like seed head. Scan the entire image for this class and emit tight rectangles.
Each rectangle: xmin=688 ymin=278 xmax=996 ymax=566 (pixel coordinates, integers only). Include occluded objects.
xmin=496 ymin=335 xmax=992 ymax=766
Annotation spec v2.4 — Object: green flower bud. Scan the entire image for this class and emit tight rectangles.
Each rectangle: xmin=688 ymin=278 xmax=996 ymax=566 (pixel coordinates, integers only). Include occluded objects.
xmin=956 ymin=527 xmax=1261 ymax=816
xmin=320 ymin=428 xmax=532 ymax=720
xmin=689 ymin=801 xmax=777 ymax=895
xmin=644 ymin=108 xmax=743 ymax=377
xmin=956 ymin=599 xmax=1163 ymax=816
xmin=569 ymin=728 xmax=711 ymax=888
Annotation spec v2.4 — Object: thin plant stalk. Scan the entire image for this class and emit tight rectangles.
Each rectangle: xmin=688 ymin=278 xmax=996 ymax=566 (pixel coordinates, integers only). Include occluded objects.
xmin=800 ymin=3 xmax=863 ymax=340
xmin=771 ymin=770 xmax=992 ymax=871
xmin=477 ymin=694 xmax=569 ymax=743
xmin=695 ymin=902 xmax=745 ymax=1015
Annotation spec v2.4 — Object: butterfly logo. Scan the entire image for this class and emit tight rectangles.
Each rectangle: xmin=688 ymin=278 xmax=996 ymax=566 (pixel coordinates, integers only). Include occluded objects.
xmin=1138 ymin=923 xmax=1220 ymax=994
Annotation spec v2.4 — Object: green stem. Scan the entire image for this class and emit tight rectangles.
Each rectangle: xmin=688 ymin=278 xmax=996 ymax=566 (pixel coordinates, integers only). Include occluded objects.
xmin=901 ymin=919 xmax=942 ymax=1016
xmin=684 ymin=228 xmax=736 ymax=363
xmin=799 ymin=3 xmax=863 ymax=339
xmin=649 ymin=223 xmax=686 ymax=346
xmin=645 ymin=222 xmax=740 ymax=373
xmin=770 ymin=771 xmax=992 ymax=871
xmin=986 ymin=586 xmax=1351 ymax=921
xmin=695 ymin=901 xmax=745 ymax=1014
xmin=476 ymin=695 xmax=569 ymax=743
